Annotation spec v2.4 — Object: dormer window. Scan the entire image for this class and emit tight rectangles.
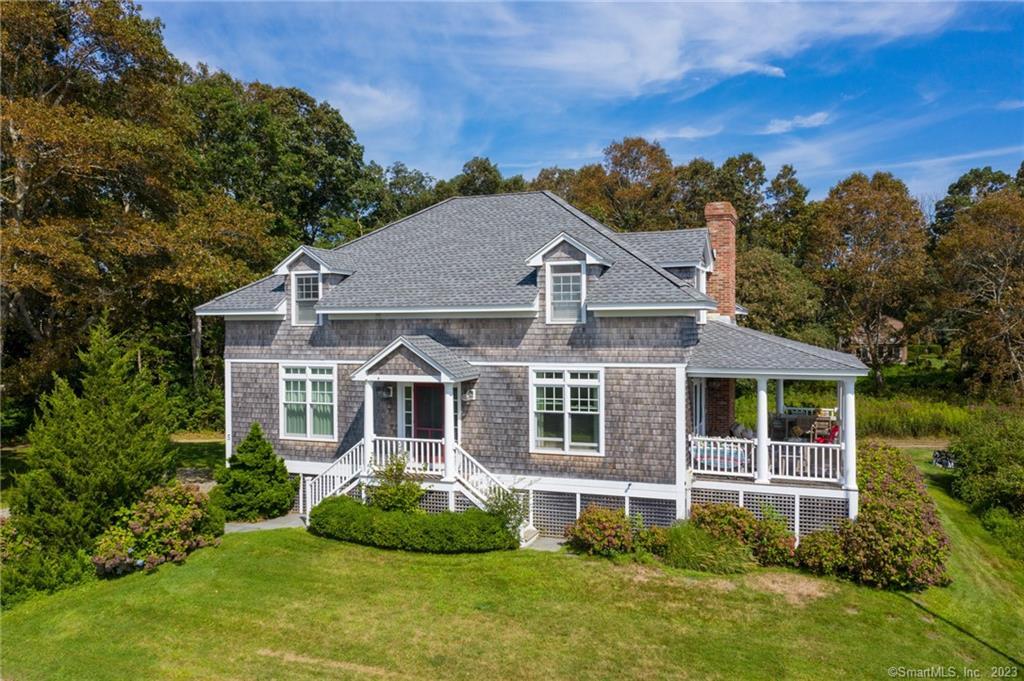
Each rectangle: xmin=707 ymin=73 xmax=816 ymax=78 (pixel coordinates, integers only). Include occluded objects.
xmin=293 ymin=273 xmax=320 ymax=326
xmin=548 ymin=262 xmax=585 ymax=324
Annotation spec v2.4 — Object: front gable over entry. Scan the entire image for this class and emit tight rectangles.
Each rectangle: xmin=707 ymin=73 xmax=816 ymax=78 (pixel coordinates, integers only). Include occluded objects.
xmin=352 ymin=335 xmax=480 ymax=383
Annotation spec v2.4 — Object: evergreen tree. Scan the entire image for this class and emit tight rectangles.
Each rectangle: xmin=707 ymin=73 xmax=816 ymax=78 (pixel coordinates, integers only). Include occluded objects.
xmin=213 ymin=423 xmax=297 ymax=521
xmin=10 ymin=319 xmax=174 ymax=554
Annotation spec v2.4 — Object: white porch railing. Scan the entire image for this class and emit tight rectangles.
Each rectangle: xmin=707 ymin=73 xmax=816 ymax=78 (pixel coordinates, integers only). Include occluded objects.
xmin=372 ymin=436 xmax=445 ymax=475
xmin=301 ymin=440 xmax=365 ymax=514
xmin=453 ymin=443 xmax=509 ymax=506
xmin=783 ymin=406 xmax=838 ymax=419
xmin=688 ymin=434 xmax=844 ymax=483
xmin=688 ymin=435 xmax=756 ymax=477
xmin=769 ymin=441 xmax=843 ymax=482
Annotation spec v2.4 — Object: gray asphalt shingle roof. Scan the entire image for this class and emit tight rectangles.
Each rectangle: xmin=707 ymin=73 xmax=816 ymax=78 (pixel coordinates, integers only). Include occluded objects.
xmin=619 ymin=229 xmax=710 ymax=266
xmin=305 ymin=246 xmax=356 ymax=273
xmin=315 ymin=191 xmax=715 ymax=311
xmin=400 ymin=335 xmax=480 ymax=381
xmin=688 ymin=321 xmax=868 ymax=373
xmin=194 ymin=275 xmax=285 ymax=314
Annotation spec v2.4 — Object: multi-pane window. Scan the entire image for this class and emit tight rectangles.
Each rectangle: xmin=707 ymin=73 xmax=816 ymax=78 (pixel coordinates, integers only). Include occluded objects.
xmin=531 ymin=369 xmax=601 ymax=454
xmin=281 ymin=366 xmax=335 ymax=439
xmin=549 ymin=264 xmax=583 ymax=323
xmin=293 ymin=273 xmax=320 ymax=325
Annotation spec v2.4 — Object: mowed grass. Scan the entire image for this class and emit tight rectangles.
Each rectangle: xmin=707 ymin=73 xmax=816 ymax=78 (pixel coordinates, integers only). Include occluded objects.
xmin=2 ymin=444 xmax=1021 ymax=680
xmin=905 ymin=448 xmax=1024 ymax=662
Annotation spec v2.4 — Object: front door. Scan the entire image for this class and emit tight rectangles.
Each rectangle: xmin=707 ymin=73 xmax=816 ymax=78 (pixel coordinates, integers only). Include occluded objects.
xmin=413 ymin=384 xmax=444 ymax=439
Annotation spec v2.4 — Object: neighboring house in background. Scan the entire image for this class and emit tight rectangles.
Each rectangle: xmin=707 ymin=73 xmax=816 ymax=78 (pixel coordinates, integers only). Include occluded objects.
xmin=196 ymin=192 xmax=868 ymax=540
xmin=846 ymin=316 xmax=908 ymax=365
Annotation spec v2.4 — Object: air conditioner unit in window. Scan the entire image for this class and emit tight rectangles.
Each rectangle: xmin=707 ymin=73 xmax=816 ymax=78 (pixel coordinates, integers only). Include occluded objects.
xmin=381 ymin=385 xmax=394 ymax=399
xmin=462 ymin=388 xmax=477 ymax=402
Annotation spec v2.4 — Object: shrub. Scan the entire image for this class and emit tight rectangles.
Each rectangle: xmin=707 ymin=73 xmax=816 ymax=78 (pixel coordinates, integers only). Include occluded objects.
xmin=663 ymin=522 xmax=754 ymax=574
xmin=564 ymin=505 xmax=635 ymax=557
xmin=841 ymin=442 xmax=951 ymax=589
xmin=92 ymin=482 xmax=224 ymax=577
xmin=690 ymin=503 xmax=794 ymax=566
xmin=485 ymin=488 xmax=528 ymax=534
xmin=949 ymin=409 xmax=1024 ymax=515
xmin=308 ymin=495 xmax=517 ymax=553
xmin=747 ymin=506 xmax=797 ymax=567
xmin=213 ymin=423 xmax=297 ymax=521
xmin=635 ymin=525 xmax=670 ymax=557
xmin=795 ymin=530 xmax=846 ymax=576
xmin=9 ymin=320 xmax=175 ymax=557
xmin=980 ymin=507 xmax=1024 ymax=561
xmin=367 ymin=456 xmax=424 ymax=513
xmin=1 ymin=519 xmax=92 ymax=609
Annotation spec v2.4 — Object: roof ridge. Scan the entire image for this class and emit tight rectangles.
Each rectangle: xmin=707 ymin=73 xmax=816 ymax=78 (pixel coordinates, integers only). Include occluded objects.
xmin=539 ymin=191 xmax=716 ymax=305
xmin=709 ymin=320 xmax=863 ymax=369
xmin=620 ymin=227 xmax=709 ymax=235
xmin=196 ymin=273 xmax=282 ymax=307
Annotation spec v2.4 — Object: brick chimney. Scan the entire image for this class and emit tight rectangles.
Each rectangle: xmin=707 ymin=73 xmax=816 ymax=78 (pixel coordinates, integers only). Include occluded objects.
xmin=705 ymin=201 xmax=737 ymax=319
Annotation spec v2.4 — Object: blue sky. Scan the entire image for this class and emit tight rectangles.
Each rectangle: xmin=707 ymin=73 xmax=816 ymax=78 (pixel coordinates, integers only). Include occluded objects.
xmin=143 ymin=2 xmax=1023 ymax=199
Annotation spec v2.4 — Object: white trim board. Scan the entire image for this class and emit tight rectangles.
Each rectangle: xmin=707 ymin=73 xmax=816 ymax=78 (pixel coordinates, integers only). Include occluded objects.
xmin=273 ymin=245 xmax=353 ymax=276
xmin=691 ymin=478 xmax=852 ymax=499
xmin=525 ymin=232 xmax=614 ymax=267
xmin=494 ymin=473 xmax=679 ymax=500
xmin=687 ymin=368 xmax=868 ymax=379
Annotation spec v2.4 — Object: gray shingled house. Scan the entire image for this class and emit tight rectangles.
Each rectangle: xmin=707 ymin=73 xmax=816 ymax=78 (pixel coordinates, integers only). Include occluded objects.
xmin=196 ymin=191 xmax=867 ymax=539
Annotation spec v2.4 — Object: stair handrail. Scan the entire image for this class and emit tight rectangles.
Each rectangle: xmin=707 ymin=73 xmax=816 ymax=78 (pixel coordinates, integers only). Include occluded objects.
xmin=301 ymin=439 xmax=365 ymax=514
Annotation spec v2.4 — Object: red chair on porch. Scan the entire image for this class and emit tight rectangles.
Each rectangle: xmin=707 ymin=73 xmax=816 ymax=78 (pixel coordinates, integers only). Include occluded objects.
xmin=815 ymin=424 xmax=840 ymax=444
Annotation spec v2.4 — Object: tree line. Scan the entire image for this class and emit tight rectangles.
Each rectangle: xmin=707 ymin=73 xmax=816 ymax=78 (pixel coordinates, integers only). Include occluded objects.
xmin=3 ymin=1 xmax=1022 ymax=438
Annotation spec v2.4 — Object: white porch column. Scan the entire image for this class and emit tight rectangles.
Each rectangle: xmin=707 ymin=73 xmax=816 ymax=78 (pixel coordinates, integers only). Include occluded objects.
xmin=674 ymin=366 xmax=688 ymax=518
xmin=755 ymin=377 xmax=770 ymax=483
xmin=443 ymin=381 xmax=456 ymax=481
xmin=363 ymin=381 xmax=375 ymax=470
xmin=775 ymin=379 xmax=785 ymax=414
xmin=842 ymin=378 xmax=857 ymax=492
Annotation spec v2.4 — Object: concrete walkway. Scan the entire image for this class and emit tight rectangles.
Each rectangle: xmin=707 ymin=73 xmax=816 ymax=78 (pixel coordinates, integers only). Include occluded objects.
xmin=225 ymin=512 xmax=305 ymax=533
xmin=524 ymin=536 xmax=565 ymax=552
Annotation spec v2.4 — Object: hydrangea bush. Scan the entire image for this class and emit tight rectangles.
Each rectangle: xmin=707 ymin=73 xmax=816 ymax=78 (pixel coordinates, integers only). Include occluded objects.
xmin=92 ymin=482 xmax=224 ymax=576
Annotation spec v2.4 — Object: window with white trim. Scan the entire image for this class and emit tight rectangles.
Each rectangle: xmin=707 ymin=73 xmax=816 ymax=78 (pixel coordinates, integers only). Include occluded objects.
xmin=531 ymin=369 xmax=602 ymax=454
xmin=547 ymin=263 xmax=584 ymax=323
xmin=293 ymin=273 xmax=320 ymax=326
xmin=281 ymin=366 xmax=335 ymax=439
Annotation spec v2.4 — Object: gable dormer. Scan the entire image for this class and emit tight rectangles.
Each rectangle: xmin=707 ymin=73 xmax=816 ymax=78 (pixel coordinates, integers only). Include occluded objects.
xmin=526 ymin=233 xmax=613 ymax=325
xmin=273 ymin=246 xmax=354 ymax=326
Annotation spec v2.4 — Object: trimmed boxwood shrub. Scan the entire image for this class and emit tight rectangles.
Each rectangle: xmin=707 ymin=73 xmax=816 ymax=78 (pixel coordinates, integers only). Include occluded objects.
xmin=664 ymin=522 xmax=754 ymax=574
xmin=92 ymin=482 xmax=224 ymax=576
xmin=307 ymin=495 xmax=517 ymax=553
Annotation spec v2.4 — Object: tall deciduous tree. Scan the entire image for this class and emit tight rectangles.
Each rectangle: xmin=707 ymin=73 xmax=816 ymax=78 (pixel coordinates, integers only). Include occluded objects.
xmin=179 ymin=68 xmax=368 ymax=245
xmin=935 ymin=190 xmax=1024 ymax=397
xmin=672 ymin=157 xmax=719 ymax=229
xmin=737 ymin=248 xmax=832 ymax=347
xmin=932 ymin=166 xmax=1017 ymax=242
xmin=758 ymin=165 xmax=812 ymax=262
xmin=806 ymin=172 xmax=929 ymax=389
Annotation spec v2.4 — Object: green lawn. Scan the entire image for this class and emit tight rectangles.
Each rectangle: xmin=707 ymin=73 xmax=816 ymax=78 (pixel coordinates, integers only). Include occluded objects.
xmin=905 ymin=448 xmax=1024 ymax=664
xmin=2 ymin=448 xmax=1022 ymax=680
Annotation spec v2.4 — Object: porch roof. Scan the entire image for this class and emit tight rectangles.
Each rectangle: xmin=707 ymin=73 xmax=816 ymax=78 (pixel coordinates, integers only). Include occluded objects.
xmin=353 ymin=335 xmax=480 ymax=383
xmin=687 ymin=321 xmax=869 ymax=377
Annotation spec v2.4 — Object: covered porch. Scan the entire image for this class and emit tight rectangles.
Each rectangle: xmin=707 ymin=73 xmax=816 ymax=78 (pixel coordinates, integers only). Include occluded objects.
xmin=688 ymin=375 xmax=857 ymax=486
xmin=684 ymin=321 xmax=870 ymax=491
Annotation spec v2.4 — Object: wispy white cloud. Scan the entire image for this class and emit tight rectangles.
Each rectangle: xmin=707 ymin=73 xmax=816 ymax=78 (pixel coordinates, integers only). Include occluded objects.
xmin=648 ymin=124 xmax=724 ymax=141
xmin=326 ymin=80 xmax=421 ymax=131
xmin=760 ymin=111 xmax=831 ymax=135
xmin=997 ymin=99 xmax=1024 ymax=111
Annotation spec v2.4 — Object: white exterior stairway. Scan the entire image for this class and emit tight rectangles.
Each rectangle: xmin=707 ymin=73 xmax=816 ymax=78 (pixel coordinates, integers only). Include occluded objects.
xmin=298 ymin=437 xmax=536 ymax=543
